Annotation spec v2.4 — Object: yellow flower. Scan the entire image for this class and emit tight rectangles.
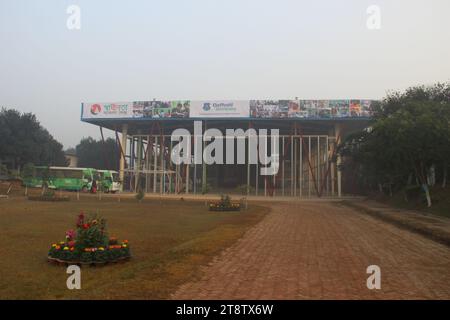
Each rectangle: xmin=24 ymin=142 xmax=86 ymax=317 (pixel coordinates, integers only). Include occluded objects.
xmin=51 ymin=244 xmax=57 ymax=248
xmin=99 ymin=247 xmax=104 ymax=251
xmin=122 ymin=244 xmax=127 ymax=248
xmin=63 ymin=247 xmax=69 ymax=250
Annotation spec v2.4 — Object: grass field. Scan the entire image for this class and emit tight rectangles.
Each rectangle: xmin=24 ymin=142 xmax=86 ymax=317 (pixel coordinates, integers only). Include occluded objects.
xmin=0 ymin=194 xmax=269 ymax=299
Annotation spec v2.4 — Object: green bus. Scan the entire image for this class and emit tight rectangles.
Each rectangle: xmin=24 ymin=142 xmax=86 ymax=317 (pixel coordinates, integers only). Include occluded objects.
xmin=97 ymin=170 xmax=121 ymax=193
xmin=23 ymin=166 xmax=96 ymax=192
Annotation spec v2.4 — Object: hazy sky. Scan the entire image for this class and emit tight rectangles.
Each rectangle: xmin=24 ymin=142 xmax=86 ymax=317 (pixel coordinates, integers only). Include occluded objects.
xmin=1 ymin=0 xmax=449 ymax=148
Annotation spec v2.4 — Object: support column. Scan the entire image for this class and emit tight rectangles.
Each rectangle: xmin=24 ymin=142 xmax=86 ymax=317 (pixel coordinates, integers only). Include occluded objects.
xmin=202 ymin=121 xmax=207 ymax=194
xmin=299 ymin=136 xmax=303 ymax=197
xmin=291 ymin=133 xmax=294 ymax=196
xmin=193 ymin=164 xmax=197 ymax=194
xmin=326 ymin=136 xmax=329 ymax=196
xmin=335 ymin=124 xmax=342 ymax=198
xmin=247 ymin=122 xmax=251 ymax=195
xmin=294 ymin=135 xmax=297 ymax=196
xmin=281 ymin=136 xmax=285 ymax=196
xmin=135 ymin=135 xmax=143 ymax=192
xmin=160 ymin=135 xmax=164 ymax=194
xmin=308 ymin=136 xmax=311 ymax=197
xmin=119 ymin=124 xmax=128 ymax=191
xmin=255 ymin=162 xmax=259 ymax=196
xmin=317 ymin=136 xmax=320 ymax=195
xmin=146 ymin=135 xmax=150 ymax=193
xmin=169 ymin=140 xmax=173 ymax=193
xmin=153 ymin=136 xmax=158 ymax=193
xmin=186 ymin=164 xmax=190 ymax=194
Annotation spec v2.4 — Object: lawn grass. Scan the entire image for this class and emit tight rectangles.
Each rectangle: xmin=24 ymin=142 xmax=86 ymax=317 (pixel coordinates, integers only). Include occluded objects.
xmin=373 ymin=186 xmax=450 ymax=219
xmin=0 ymin=195 xmax=269 ymax=299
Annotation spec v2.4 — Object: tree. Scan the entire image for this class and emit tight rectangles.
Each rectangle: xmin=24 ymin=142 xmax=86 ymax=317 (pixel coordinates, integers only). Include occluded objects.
xmin=76 ymin=137 xmax=120 ymax=170
xmin=21 ymin=163 xmax=35 ymax=179
xmin=339 ymin=82 xmax=450 ymax=207
xmin=0 ymin=108 xmax=67 ymax=169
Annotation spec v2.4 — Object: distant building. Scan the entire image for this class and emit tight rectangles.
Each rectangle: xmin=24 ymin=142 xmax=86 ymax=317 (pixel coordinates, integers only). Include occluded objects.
xmin=81 ymin=99 xmax=374 ymax=197
xmin=65 ymin=151 xmax=78 ymax=168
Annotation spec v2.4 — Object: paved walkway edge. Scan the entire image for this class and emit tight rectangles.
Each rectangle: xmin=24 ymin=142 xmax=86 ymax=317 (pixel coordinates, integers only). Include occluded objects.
xmin=342 ymin=200 xmax=450 ymax=248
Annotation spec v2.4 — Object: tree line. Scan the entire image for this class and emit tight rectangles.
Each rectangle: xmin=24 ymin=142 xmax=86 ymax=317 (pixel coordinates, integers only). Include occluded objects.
xmin=0 ymin=108 xmax=67 ymax=172
xmin=75 ymin=137 xmax=120 ymax=171
xmin=339 ymin=82 xmax=450 ymax=207
xmin=0 ymin=108 xmax=120 ymax=177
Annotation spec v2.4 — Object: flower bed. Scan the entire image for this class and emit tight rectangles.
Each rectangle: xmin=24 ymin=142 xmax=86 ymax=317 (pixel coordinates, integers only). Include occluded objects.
xmin=48 ymin=212 xmax=131 ymax=265
xmin=209 ymin=195 xmax=241 ymax=212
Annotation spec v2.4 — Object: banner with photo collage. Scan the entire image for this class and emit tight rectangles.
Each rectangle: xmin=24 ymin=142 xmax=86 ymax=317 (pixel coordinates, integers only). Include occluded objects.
xmin=82 ymin=100 xmax=374 ymax=120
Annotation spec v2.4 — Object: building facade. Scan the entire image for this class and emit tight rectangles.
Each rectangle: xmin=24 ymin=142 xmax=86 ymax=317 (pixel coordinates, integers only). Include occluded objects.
xmin=81 ymin=99 xmax=373 ymax=197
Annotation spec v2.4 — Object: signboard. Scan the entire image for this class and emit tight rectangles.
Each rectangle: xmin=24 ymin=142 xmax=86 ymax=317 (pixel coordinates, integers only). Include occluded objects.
xmin=131 ymin=100 xmax=190 ymax=118
xmin=82 ymin=100 xmax=374 ymax=120
xmin=189 ymin=100 xmax=250 ymax=118
xmin=82 ymin=102 xmax=134 ymax=119
xmin=329 ymin=100 xmax=350 ymax=117
xmin=250 ymin=100 xmax=289 ymax=118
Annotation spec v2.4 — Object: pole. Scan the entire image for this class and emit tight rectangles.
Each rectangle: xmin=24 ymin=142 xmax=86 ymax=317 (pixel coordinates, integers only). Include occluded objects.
xmin=308 ymin=136 xmax=311 ymax=197
xmin=282 ymin=136 xmax=285 ymax=196
xmin=300 ymin=136 xmax=303 ymax=198
xmin=153 ymin=136 xmax=157 ymax=193
xmin=119 ymin=124 xmax=128 ymax=191
xmin=202 ymin=121 xmax=207 ymax=194
xmin=290 ymin=135 xmax=294 ymax=196
xmin=317 ymin=136 xmax=320 ymax=196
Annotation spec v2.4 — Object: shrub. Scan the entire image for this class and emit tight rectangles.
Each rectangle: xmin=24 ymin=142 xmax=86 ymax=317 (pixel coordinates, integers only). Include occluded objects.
xmin=209 ymin=194 xmax=241 ymax=211
xmin=21 ymin=163 xmax=35 ymax=179
xmin=235 ymin=184 xmax=255 ymax=195
xmin=135 ymin=189 xmax=145 ymax=202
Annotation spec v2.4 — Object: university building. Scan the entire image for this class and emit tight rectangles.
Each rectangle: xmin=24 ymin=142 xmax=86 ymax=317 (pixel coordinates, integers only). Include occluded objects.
xmin=81 ymin=99 xmax=372 ymax=197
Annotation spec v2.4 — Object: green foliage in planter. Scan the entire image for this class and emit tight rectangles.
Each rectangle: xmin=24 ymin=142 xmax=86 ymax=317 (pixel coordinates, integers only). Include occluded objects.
xmin=209 ymin=194 xmax=241 ymax=211
xmin=80 ymin=252 xmax=93 ymax=263
xmin=220 ymin=194 xmax=231 ymax=206
xmin=76 ymin=213 xmax=109 ymax=249
xmin=48 ymin=212 xmax=131 ymax=264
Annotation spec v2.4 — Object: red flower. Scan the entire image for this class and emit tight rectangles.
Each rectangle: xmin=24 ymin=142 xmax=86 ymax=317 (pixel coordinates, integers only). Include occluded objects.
xmin=76 ymin=212 xmax=85 ymax=227
xmin=82 ymin=223 xmax=90 ymax=229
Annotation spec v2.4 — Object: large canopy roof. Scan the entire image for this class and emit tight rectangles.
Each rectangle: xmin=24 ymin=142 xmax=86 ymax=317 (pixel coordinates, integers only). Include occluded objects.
xmin=81 ymin=99 xmax=374 ymax=135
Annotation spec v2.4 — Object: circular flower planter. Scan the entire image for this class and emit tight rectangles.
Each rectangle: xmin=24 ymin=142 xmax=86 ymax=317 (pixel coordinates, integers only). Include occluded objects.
xmin=48 ymin=243 xmax=131 ymax=265
xmin=47 ymin=212 xmax=131 ymax=266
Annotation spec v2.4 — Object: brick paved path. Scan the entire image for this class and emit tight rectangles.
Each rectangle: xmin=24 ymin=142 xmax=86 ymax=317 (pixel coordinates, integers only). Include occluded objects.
xmin=172 ymin=202 xmax=450 ymax=299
